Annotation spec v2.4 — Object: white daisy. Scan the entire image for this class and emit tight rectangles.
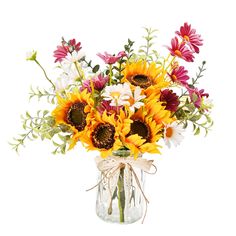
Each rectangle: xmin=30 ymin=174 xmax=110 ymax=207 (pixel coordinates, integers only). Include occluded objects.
xmin=66 ymin=51 xmax=85 ymax=63
xmin=164 ymin=121 xmax=184 ymax=148
xmin=128 ymin=86 xmax=146 ymax=112
xmin=102 ymin=83 xmax=131 ymax=106
xmin=60 ymin=61 xmax=78 ymax=81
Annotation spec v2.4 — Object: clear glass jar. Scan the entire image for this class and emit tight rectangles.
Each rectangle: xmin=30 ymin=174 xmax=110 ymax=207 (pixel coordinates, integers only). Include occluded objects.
xmin=96 ymin=150 xmax=145 ymax=224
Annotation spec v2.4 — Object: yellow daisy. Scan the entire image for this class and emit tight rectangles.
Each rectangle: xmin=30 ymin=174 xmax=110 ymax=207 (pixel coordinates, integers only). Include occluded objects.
xmin=52 ymin=89 xmax=94 ymax=149
xmin=122 ymin=60 xmax=169 ymax=90
xmin=80 ymin=111 xmax=123 ymax=158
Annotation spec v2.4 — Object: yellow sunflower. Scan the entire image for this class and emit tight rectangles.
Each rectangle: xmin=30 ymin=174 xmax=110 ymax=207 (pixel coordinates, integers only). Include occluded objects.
xmin=80 ymin=111 xmax=123 ymax=158
xmin=122 ymin=60 xmax=169 ymax=90
xmin=119 ymin=106 xmax=163 ymax=158
xmin=52 ymin=89 xmax=94 ymax=149
xmin=145 ymin=99 xmax=174 ymax=126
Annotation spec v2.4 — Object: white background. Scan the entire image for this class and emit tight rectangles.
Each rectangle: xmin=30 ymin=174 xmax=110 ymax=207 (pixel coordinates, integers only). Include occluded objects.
xmin=0 ymin=0 xmax=235 ymax=235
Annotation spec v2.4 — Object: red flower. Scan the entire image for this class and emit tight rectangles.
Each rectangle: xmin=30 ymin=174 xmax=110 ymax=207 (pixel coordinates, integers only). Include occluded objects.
xmin=53 ymin=38 xmax=82 ymax=63
xmin=167 ymin=37 xmax=194 ymax=62
xmin=97 ymin=51 xmax=126 ymax=64
xmin=176 ymin=23 xmax=203 ymax=53
xmin=67 ymin=39 xmax=82 ymax=52
xmin=169 ymin=66 xmax=189 ymax=86
xmin=160 ymin=89 xmax=180 ymax=112
xmin=187 ymin=86 xmax=209 ymax=108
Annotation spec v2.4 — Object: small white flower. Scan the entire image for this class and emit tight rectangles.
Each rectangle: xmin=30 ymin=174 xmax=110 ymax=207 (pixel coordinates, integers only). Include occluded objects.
xmin=102 ymin=83 xmax=131 ymax=106
xmin=55 ymin=77 xmax=72 ymax=92
xmin=164 ymin=121 xmax=184 ymax=148
xmin=60 ymin=62 xmax=78 ymax=81
xmin=26 ymin=50 xmax=37 ymax=61
xmin=129 ymin=86 xmax=146 ymax=112
xmin=66 ymin=51 xmax=85 ymax=63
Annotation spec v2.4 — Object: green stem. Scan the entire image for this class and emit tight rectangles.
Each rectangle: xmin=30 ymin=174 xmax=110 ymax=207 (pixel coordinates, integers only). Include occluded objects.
xmin=109 ymin=65 xmax=113 ymax=85
xmin=35 ymin=59 xmax=56 ymax=90
xmin=74 ymin=62 xmax=83 ymax=84
xmin=117 ymin=167 xmax=125 ymax=223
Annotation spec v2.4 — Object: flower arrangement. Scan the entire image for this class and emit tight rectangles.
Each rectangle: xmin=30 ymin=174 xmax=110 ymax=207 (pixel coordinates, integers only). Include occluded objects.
xmin=11 ymin=23 xmax=213 ymax=223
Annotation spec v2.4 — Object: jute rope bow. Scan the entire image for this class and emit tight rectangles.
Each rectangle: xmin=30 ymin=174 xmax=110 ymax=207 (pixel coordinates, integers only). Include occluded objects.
xmin=86 ymin=156 xmax=157 ymax=224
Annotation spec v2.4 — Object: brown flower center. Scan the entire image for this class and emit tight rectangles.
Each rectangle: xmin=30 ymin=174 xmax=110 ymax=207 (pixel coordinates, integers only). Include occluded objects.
xmin=129 ymin=119 xmax=151 ymax=142
xmin=66 ymin=102 xmax=87 ymax=131
xmin=129 ymin=74 xmax=152 ymax=88
xmin=91 ymin=123 xmax=115 ymax=149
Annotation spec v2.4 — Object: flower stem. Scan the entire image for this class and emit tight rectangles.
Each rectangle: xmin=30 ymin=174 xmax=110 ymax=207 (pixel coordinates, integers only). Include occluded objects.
xmin=109 ymin=65 xmax=112 ymax=85
xmin=117 ymin=167 xmax=125 ymax=223
xmin=74 ymin=61 xmax=83 ymax=84
xmin=166 ymin=56 xmax=176 ymax=72
xmin=35 ymin=59 xmax=56 ymax=90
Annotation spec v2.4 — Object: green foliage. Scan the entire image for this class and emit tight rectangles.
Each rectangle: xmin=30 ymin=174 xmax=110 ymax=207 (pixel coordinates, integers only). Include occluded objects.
xmin=92 ymin=64 xmax=100 ymax=73
xmin=124 ymin=38 xmax=135 ymax=60
xmin=138 ymin=27 xmax=159 ymax=61
xmin=29 ymin=86 xmax=56 ymax=104
xmin=174 ymin=61 xmax=213 ymax=136
xmin=10 ymin=110 xmax=73 ymax=154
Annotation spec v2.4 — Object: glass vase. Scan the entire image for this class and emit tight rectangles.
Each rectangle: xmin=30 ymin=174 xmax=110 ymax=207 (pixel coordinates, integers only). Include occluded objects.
xmin=95 ymin=150 xmax=145 ymax=224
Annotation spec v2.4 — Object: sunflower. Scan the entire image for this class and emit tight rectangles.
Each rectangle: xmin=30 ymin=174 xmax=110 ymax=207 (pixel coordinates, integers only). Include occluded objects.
xmin=80 ymin=111 xmax=123 ymax=158
xmin=145 ymin=99 xmax=174 ymax=126
xmin=52 ymin=89 xmax=94 ymax=149
xmin=122 ymin=60 xmax=169 ymax=90
xmin=119 ymin=106 xmax=163 ymax=158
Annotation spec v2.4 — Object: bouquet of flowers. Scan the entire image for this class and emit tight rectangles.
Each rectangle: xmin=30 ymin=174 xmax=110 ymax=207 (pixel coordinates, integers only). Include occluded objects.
xmin=11 ymin=23 xmax=213 ymax=224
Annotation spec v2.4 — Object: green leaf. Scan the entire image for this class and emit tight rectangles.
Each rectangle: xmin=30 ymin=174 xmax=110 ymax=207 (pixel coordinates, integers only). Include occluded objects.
xmin=92 ymin=65 xmax=100 ymax=73
xmin=194 ymin=127 xmax=200 ymax=135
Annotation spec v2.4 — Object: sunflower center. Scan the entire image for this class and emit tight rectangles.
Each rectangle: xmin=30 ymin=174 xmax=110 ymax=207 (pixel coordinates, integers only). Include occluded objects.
xmin=166 ymin=127 xmax=173 ymax=138
xmin=129 ymin=74 xmax=152 ymax=88
xmin=174 ymin=50 xmax=182 ymax=57
xmin=91 ymin=123 xmax=115 ymax=149
xmin=67 ymin=102 xmax=87 ymax=131
xmin=129 ymin=119 xmax=150 ymax=142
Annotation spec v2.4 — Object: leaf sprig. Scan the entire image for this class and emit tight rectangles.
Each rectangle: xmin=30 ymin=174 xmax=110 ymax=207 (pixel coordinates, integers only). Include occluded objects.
xmin=29 ymin=86 xmax=56 ymax=104
xmin=10 ymin=110 xmax=73 ymax=154
xmin=138 ymin=27 xmax=159 ymax=61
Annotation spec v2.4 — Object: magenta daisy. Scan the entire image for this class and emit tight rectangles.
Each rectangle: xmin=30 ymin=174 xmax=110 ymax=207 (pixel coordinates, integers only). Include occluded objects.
xmin=97 ymin=51 xmax=126 ymax=64
xmin=187 ymin=86 xmax=209 ymax=108
xmin=53 ymin=38 xmax=82 ymax=63
xmin=176 ymin=22 xmax=203 ymax=53
xmin=167 ymin=37 xmax=194 ymax=62
xmin=169 ymin=66 xmax=189 ymax=86
xmin=80 ymin=74 xmax=109 ymax=92
xmin=160 ymin=89 xmax=180 ymax=112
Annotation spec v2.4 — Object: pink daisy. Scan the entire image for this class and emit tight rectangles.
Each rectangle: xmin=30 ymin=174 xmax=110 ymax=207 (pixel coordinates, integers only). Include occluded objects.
xmin=53 ymin=38 xmax=82 ymax=63
xmin=169 ymin=66 xmax=190 ymax=86
xmin=176 ymin=23 xmax=203 ymax=53
xmin=167 ymin=37 xmax=194 ymax=62
xmin=80 ymin=74 xmax=109 ymax=92
xmin=187 ymin=86 xmax=209 ymax=108
xmin=97 ymin=51 xmax=126 ymax=64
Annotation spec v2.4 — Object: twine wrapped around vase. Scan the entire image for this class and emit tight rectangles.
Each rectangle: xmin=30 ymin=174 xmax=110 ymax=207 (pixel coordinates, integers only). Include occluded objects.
xmin=87 ymin=155 xmax=157 ymax=223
